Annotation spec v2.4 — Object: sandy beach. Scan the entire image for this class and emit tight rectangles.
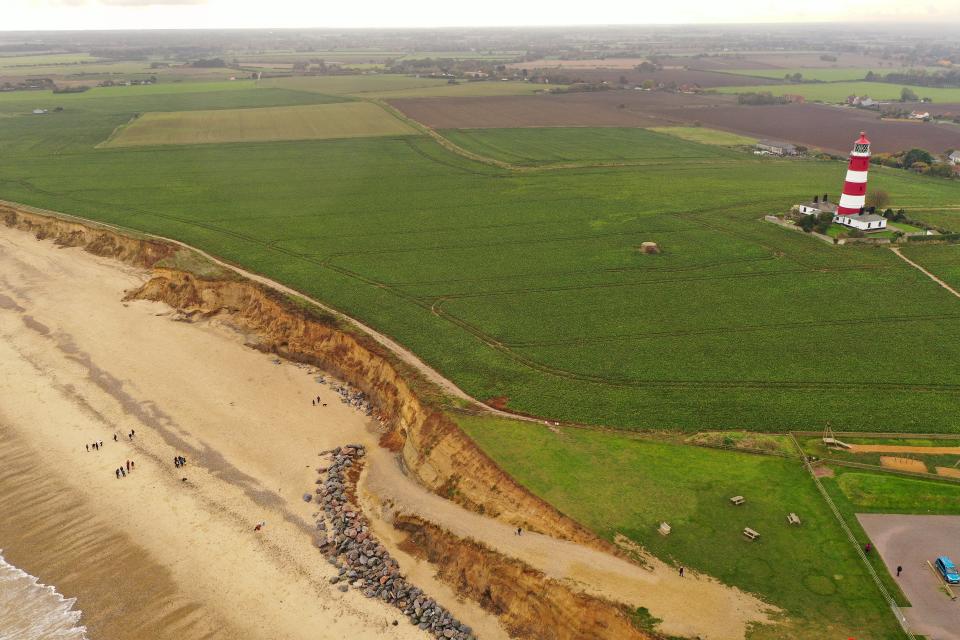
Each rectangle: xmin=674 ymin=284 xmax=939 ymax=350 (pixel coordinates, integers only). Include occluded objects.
xmin=0 ymin=223 xmax=474 ymax=640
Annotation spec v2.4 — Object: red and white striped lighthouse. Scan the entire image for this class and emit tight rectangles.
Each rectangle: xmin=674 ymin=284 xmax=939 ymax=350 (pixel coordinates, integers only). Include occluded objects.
xmin=836 ymin=131 xmax=871 ymax=216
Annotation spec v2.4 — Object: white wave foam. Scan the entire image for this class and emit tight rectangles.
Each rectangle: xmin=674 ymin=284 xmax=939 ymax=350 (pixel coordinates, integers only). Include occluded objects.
xmin=0 ymin=550 xmax=88 ymax=640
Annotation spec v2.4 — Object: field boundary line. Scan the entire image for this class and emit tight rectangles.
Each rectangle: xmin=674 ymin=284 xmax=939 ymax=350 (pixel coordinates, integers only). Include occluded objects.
xmin=792 ymin=430 xmax=960 ymax=440
xmin=890 ymin=246 xmax=960 ymax=300
xmin=789 ymin=434 xmax=916 ymax=639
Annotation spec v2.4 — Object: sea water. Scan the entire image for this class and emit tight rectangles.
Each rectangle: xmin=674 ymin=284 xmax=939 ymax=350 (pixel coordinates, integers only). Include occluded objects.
xmin=0 ymin=551 xmax=87 ymax=640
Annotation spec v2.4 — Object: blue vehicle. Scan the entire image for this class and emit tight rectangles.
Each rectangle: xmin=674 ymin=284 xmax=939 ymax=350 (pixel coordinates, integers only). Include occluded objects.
xmin=935 ymin=556 xmax=960 ymax=584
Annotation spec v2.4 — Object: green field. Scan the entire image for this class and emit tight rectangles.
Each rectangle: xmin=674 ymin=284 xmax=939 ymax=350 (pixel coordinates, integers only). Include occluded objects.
xmin=457 ymin=415 xmax=905 ymax=639
xmin=440 ymin=127 xmax=744 ymax=166
xmin=716 ymin=81 xmax=960 ymax=103
xmin=649 ymin=126 xmax=757 ymax=146
xmin=901 ymin=243 xmax=960 ymax=290
xmin=0 ymin=52 xmax=104 ymax=67
xmin=103 ymin=102 xmax=414 ymax=147
xmin=2 ymin=84 xmax=960 ymax=431
xmin=721 ymin=68 xmax=883 ymax=82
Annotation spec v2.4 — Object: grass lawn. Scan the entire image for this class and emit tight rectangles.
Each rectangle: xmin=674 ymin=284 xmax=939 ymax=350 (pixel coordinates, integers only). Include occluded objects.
xmin=2 ymin=95 xmax=960 ymax=431
xmin=715 ymin=81 xmax=960 ymax=103
xmin=648 ymin=126 xmax=757 ymax=146
xmin=101 ymin=101 xmax=415 ymax=147
xmin=456 ymin=414 xmax=907 ymax=639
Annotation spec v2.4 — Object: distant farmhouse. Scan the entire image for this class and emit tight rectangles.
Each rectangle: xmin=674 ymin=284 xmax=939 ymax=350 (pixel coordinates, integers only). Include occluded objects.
xmin=755 ymin=140 xmax=798 ymax=156
xmin=949 ymin=150 xmax=960 ymax=166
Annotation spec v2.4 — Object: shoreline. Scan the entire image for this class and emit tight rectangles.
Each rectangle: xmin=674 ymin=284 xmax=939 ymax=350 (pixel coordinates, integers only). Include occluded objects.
xmin=0 ymin=224 xmax=436 ymax=639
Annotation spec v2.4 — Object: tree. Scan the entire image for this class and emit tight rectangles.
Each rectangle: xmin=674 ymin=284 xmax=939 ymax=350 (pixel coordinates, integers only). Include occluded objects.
xmin=866 ymin=189 xmax=890 ymax=210
xmin=901 ymin=86 xmax=919 ymax=102
xmin=798 ymin=215 xmax=816 ymax=232
xmin=903 ymin=148 xmax=934 ymax=167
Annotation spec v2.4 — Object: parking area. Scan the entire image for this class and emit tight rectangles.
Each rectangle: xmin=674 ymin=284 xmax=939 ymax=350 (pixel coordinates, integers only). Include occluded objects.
xmin=858 ymin=514 xmax=960 ymax=640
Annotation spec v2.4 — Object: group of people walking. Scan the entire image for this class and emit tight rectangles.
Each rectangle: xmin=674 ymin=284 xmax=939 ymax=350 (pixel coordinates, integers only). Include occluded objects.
xmin=85 ymin=440 xmax=104 ymax=452
xmin=174 ymin=455 xmax=187 ymax=468
xmin=115 ymin=459 xmax=135 ymax=479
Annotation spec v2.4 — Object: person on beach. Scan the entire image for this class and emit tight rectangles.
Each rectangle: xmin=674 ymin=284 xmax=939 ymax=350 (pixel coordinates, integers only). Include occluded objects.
xmin=86 ymin=444 xmax=89 ymax=452
xmin=312 ymin=399 xmax=315 ymax=406
xmin=130 ymin=460 xmax=135 ymax=470
xmin=99 ymin=440 xmax=103 ymax=448
xmin=120 ymin=467 xmax=125 ymax=478
xmin=114 ymin=434 xmax=118 ymax=442
xmin=679 ymin=566 xmax=684 ymax=577
xmin=897 ymin=565 xmax=902 ymax=577
xmin=254 ymin=521 xmax=265 ymax=532
xmin=116 ymin=469 xmax=120 ymax=479
xmin=126 ymin=460 xmax=130 ymax=473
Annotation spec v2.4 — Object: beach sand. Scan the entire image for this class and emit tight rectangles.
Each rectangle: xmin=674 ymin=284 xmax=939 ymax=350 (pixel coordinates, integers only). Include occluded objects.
xmin=0 ymin=224 xmax=489 ymax=640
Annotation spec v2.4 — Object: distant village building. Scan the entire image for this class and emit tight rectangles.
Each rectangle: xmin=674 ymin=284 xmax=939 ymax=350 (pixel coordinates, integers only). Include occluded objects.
xmin=31 ymin=108 xmax=48 ymax=115
xmin=783 ymin=94 xmax=806 ymax=104
xmin=909 ymin=111 xmax=930 ymax=120
xmin=833 ymin=131 xmax=887 ymax=232
xmin=756 ymin=140 xmax=798 ymax=156
xmin=848 ymin=96 xmax=881 ymax=108
xmin=949 ymin=150 xmax=960 ymax=166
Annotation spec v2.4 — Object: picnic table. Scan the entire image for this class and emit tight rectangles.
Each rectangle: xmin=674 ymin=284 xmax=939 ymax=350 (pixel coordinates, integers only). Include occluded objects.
xmin=730 ymin=495 xmax=746 ymax=506
xmin=787 ymin=512 xmax=801 ymax=525
xmin=743 ymin=527 xmax=760 ymax=541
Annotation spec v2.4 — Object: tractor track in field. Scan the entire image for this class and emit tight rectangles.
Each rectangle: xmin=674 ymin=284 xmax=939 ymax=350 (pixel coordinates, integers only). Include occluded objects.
xmin=503 ymin=312 xmax=960 ymax=347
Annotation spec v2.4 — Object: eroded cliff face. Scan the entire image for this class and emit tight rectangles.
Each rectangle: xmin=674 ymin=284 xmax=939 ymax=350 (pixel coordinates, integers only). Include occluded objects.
xmin=395 ymin=515 xmax=656 ymax=640
xmin=1 ymin=205 xmax=174 ymax=268
xmin=0 ymin=206 xmax=602 ymax=551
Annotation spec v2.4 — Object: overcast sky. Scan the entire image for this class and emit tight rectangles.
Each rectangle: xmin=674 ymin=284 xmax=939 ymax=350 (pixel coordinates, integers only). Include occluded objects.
xmin=6 ymin=0 xmax=960 ymax=30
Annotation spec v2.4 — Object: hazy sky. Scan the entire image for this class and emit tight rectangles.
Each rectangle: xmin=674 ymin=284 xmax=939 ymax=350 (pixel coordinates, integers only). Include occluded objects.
xmin=6 ymin=0 xmax=960 ymax=30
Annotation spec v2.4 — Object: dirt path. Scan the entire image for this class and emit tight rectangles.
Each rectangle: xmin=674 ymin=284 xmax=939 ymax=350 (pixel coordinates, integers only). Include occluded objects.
xmin=890 ymin=246 xmax=960 ymax=300
xmin=850 ymin=444 xmax=960 ymax=454
xmin=361 ymin=446 xmax=778 ymax=640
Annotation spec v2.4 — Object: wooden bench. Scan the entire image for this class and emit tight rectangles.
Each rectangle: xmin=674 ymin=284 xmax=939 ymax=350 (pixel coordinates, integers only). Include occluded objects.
xmin=743 ymin=527 xmax=760 ymax=541
xmin=787 ymin=512 xmax=801 ymax=525
xmin=658 ymin=522 xmax=672 ymax=536
xmin=729 ymin=495 xmax=746 ymax=506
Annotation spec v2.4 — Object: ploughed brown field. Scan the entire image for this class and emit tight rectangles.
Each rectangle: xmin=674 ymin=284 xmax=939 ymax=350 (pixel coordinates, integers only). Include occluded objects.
xmin=391 ymin=90 xmax=960 ymax=154
xmin=530 ymin=67 xmax=776 ymax=87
